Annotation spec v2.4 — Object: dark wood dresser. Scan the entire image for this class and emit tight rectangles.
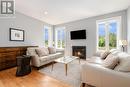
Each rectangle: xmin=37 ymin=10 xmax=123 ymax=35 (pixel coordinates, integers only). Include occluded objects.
xmin=0 ymin=46 xmax=37 ymax=71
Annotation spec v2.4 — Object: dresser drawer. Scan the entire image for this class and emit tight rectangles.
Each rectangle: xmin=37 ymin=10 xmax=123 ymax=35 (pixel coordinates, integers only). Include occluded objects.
xmin=5 ymin=61 xmax=16 ymax=67
xmin=0 ymin=63 xmax=6 ymax=70
xmin=0 ymin=53 xmax=8 ymax=63
xmin=0 ymin=56 xmax=6 ymax=63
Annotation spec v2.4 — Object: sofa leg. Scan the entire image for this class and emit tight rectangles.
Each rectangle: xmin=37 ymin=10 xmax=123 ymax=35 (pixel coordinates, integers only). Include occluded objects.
xmin=81 ymin=83 xmax=85 ymax=87
xmin=36 ymin=67 xmax=40 ymax=70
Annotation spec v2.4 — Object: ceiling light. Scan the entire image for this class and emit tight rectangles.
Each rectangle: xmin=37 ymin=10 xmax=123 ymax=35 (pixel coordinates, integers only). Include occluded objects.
xmin=44 ymin=11 xmax=48 ymax=15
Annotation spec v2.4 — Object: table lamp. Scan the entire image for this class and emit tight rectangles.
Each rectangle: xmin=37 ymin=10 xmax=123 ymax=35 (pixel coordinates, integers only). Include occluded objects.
xmin=119 ymin=40 xmax=128 ymax=52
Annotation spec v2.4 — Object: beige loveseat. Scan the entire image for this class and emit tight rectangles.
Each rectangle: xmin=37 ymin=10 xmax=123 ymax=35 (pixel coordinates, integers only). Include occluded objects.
xmin=81 ymin=50 xmax=130 ymax=87
xmin=27 ymin=47 xmax=64 ymax=68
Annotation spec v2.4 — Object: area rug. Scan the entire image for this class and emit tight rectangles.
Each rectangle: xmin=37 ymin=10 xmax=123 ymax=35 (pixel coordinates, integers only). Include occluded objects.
xmin=39 ymin=59 xmax=86 ymax=87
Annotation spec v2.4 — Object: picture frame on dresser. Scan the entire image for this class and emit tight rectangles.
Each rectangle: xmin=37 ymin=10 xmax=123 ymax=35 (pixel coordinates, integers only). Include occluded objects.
xmin=9 ymin=28 xmax=24 ymax=41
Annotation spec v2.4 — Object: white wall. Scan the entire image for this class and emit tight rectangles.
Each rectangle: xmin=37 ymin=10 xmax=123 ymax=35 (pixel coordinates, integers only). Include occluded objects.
xmin=127 ymin=6 xmax=130 ymax=53
xmin=0 ymin=12 xmax=52 ymax=47
xmin=55 ymin=10 xmax=127 ymax=58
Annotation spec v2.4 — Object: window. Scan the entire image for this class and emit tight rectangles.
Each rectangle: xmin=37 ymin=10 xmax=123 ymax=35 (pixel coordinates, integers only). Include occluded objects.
xmin=55 ymin=27 xmax=65 ymax=49
xmin=97 ymin=17 xmax=121 ymax=50
xmin=44 ymin=26 xmax=52 ymax=47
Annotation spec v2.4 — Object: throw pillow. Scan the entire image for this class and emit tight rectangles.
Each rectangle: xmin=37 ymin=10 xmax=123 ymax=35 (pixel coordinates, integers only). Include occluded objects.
xmin=27 ymin=47 xmax=38 ymax=56
xmin=114 ymin=53 xmax=130 ymax=72
xmin=44 ymin=47 xmax=49 ymax=54
xmin=102 ymin=54 xmax=119 ymax=69
xmin=117 ymin=61 xmax=130 ymax=72
xmin=35 ymin=47 xmax=49 ymax=57
xmin=100 ymin=51 xmax=110 ymax=59
xmin=48 ymin=47 xmax=56 ymax=54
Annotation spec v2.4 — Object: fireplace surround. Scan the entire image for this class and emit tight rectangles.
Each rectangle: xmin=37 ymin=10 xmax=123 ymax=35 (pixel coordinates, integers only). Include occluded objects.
xmin=72 ymin=46 xmax=86 ymax=59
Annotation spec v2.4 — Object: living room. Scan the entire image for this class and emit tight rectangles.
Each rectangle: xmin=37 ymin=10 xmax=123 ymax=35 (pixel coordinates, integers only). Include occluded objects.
xmin=0 ymin=0 xmax=130 ymax=87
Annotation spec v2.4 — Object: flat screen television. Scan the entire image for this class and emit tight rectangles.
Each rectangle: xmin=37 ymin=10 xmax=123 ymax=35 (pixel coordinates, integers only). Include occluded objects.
xmin=70 ymin=30 xmax=86 ymax=40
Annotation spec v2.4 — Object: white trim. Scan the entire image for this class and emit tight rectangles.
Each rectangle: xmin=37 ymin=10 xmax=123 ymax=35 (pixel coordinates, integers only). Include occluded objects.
xmin=96 ymin=16 xmax=122 ymax=51
xmin=96 ymin=16 xmax=121 ymax=23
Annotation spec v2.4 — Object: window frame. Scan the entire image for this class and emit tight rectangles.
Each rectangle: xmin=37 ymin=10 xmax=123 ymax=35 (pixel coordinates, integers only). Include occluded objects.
xmin=43 ymin=26 xmax=53 ymax=47
xmin=55 ymin=27 xmax=66 ymax=49
xmin=96 ymin=16 xmax=121 ymax=51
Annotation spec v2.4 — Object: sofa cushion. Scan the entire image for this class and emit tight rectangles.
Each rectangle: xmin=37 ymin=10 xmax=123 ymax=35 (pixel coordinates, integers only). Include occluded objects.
xmin=51 ymin=52 xmax=63 ymax=58
xmin=100 ymin=51 xmax=110 ymax=59
xmin=102 ymin=54 xmax=119 ymax=69
xmin=116 ymin=61 xmax=130 ymax=72
xmin=111 ymin=50 xmax=120 ymax=56
xmin=110 ymin=49 xmax=118 ymax=53
xmin=86 ymin=57 xmax=104 ymax=64
xmin=35 ymin=47 xmax=49 ymax=57
xmin=46 ymin=53 xmax=63 ymax=60
xmin=40 ymin=56 xmax=50 ymax=62
xmin=40 ymin=52 xmax=63 ymax=62
xmin=114 ymin=52 xmax=130 ymax=72
xmin=48 ymin=47 xmax=56 ymax=54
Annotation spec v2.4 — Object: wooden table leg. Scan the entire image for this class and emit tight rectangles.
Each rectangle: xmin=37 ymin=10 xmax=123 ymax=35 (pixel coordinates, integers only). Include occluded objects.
xmin=51 ymin=61 xmax=54 ymax=71
xmin=79 ymin=58 xmax=80 ymax=64
xmin=65 ymin=64 xmax=68 ymax=76
xmin=80 ymin=83 xmax=85 ymax=87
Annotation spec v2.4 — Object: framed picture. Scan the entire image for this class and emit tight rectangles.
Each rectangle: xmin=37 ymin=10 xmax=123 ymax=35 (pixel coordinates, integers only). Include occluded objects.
xmin=10 ymin=28 xmax=24 ymax=41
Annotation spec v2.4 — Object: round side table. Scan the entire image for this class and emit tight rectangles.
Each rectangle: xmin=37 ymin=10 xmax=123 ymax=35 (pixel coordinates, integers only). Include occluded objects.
xmin=16 ymin=55 xmax=31 ymax=76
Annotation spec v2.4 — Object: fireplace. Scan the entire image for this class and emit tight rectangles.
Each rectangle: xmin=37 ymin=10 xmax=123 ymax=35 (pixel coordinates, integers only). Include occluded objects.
xmin=72 ymin=46 xmax=86 ymax=59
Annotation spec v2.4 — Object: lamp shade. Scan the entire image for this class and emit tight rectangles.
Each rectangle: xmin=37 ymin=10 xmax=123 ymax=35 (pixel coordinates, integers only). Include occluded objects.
xmin=119 ymin=40 xmax=128 ymax=46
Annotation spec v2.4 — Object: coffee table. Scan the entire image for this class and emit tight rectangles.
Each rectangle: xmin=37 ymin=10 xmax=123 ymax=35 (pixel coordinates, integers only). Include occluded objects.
xmin=51 ymin=56 xmax=79 ymax=76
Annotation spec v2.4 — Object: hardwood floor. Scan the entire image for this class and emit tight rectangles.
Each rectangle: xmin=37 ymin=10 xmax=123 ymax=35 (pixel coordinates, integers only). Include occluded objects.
xmin=0 ymin=68 xmax=71 ymax=87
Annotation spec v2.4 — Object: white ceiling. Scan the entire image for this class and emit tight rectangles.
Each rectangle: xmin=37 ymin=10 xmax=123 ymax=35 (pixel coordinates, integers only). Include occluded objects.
xmin=16 ymin=0 xmax=130 ymax=25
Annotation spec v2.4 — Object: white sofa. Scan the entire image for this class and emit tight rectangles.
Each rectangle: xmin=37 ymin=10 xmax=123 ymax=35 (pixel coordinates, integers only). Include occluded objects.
xmin=27 ymin=47 xmax=64 ymax=68
xmin=81 ymin=50 xmax=130 ymax=87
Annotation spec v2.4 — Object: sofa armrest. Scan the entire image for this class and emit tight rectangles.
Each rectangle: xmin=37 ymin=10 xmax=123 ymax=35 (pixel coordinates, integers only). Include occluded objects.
xmin=98 ymin=65 xmax=130 ymax=87
xmin=31 ymin=55 xmax=41 ymax=67
xmin=81 ymin=63 xmax=102 ymax=87
xmin=81 ymin=63 xmax=130 ymax=87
